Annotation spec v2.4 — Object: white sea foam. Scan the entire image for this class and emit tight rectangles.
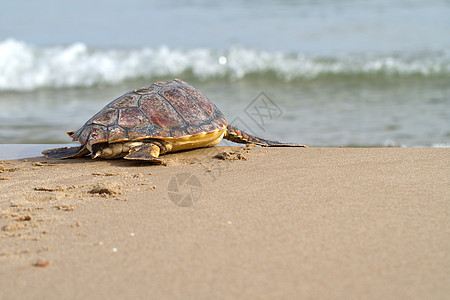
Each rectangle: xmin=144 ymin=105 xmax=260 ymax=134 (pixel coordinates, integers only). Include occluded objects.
xmin=383 ymin=140 xmax=450 ymax=148
xmin=1 ymin=39 xmax=449 ymax=91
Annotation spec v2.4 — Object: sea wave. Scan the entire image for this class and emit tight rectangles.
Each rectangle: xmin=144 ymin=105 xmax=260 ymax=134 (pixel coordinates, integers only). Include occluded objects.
xmin=1 ymin=38 xmax=449 ymax=91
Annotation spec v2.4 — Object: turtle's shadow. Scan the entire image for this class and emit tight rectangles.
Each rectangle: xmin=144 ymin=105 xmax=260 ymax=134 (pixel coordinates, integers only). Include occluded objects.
xmin=36 ymin=155 xmax=162 ymax=168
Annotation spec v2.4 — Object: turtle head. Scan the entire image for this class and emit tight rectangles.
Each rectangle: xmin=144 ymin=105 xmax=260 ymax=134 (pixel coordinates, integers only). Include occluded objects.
xmin=91 ymin=141 xmax=144 ymax=159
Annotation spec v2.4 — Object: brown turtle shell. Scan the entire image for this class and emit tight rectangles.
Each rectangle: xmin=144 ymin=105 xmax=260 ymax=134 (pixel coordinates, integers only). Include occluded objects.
xmin=70 ymin=79 xmax=228 ymax=147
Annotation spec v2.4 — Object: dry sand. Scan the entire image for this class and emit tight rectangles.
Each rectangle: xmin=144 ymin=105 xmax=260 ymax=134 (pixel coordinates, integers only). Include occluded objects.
xmin=0 ymin=146 xmax=449 ymax=299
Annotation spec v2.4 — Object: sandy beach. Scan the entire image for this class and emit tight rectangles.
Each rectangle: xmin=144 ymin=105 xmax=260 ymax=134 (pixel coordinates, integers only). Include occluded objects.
xmin=0 ymin=146 xmax=449 ymax=299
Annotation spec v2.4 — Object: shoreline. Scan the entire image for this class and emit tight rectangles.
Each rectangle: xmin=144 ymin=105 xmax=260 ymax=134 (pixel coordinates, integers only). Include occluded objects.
xmin=1 ymin=147 xmax=449 ymax=299
xmin=1 ymin=144 xmax=449 ymax=161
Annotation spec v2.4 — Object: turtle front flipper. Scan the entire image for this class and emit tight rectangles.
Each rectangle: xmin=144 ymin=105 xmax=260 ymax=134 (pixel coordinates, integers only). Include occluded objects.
xmin=42 ymin=145 xmax=89 ymax=159
xmin=124 ymin=143 xmax=164 ymax=164
xmin=224 ymin=125 xmax=307 ymax=147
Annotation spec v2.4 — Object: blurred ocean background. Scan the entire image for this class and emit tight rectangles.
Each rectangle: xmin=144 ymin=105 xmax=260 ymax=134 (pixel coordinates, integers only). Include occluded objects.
xmin=0 ymin=0 xmax=449 ymax=147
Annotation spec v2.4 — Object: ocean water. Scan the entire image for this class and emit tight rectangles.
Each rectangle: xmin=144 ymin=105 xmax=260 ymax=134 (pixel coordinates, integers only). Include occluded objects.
xmin=0 ymin=0 xmax=449 ymax=147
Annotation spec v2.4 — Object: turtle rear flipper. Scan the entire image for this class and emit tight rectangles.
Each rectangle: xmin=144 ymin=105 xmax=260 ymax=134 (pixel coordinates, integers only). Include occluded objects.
xmin=42 ymin=145 xmax=89 ymax=159
xmin=124 ymin=143 xmax=164 ymax=164
xmin=224 ymin=125 xmax=306 ymax=147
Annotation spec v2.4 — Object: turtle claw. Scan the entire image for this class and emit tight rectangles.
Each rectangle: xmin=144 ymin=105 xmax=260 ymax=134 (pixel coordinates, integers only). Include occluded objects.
xmin=124 ymin=143 xmax=164 ymax=164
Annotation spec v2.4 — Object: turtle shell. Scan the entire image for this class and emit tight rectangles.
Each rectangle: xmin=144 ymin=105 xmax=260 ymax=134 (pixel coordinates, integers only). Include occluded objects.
xmin=70 ymin=79 xmax=228 ymax=147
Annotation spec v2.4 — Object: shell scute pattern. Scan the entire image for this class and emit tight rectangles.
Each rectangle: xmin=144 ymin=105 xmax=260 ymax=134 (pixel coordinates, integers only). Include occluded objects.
xmin=134 ymin=85 xmax=159 ymax=95
xmin=171 ymin=129 xmax=187 ymax=137
xmin=91 ymin=108 xmax=118 ymax=126
xmin=71 ymin=79 xmax=227 ymax=146
xmin=185 ymin=126 xmax=202 ymax=135
xmin=128 ymin=129 xmax=150 ymax=140
xmin=72 ymin=125 xmax=92 ymax=146
xmin=201 ymin=123 xmax=218 ymax=132
xmin=139 ymin=93 xmax=185 ymax=129
xmin=152 ymin=129 xmax=173 ymax=138
xmin=179 ymin=84 xmax=216 ymax=116
xmin=127 ymin=123 xmax=159 ymax=140
xmin=87 ymin=125 xmax=108 ymax=147
xmin=108 ymin=125 xmax=128 ymax=143
xmin=159 ymin=87 xmax=211 ymax=125
xmin=211 ymin=118 xmax=227 ymax=129
xmin=112 ymin=93 xmax=141 ymax=108
xmin=118 ymin=107 xmax=148 ymax=129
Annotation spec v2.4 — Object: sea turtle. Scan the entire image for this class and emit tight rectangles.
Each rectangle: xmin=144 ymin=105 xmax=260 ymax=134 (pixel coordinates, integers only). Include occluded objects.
xmin=43 ymin=79 xmax=305 ymax=163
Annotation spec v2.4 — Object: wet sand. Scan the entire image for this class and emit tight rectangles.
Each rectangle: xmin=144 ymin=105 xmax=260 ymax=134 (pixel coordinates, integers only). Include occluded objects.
xmin=0 ymin=147 xmax=449 ymax=299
